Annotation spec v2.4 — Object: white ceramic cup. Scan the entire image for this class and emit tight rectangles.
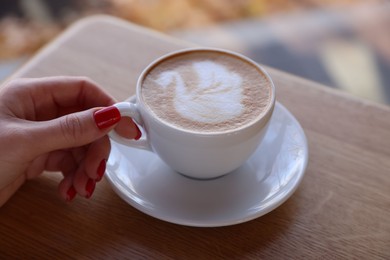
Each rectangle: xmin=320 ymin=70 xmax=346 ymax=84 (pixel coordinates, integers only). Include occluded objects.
xmin=109 ymin=48 xmax=275 ymax=179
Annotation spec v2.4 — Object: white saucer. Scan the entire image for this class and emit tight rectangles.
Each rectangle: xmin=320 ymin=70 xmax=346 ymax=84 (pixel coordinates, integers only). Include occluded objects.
xmin=106 ymin=102 xmax=308 ymax=227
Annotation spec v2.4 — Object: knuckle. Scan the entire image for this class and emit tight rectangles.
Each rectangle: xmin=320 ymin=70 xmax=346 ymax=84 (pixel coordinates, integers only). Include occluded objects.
xmin=60 ymin=114 xmax=83 ymax=142
xmin=74 ymin=76 xmax=89 ymax=86
xmin=76 ymin=76 xmax=94 ymax=89
xmin=77 ymin=76 xmax=90 ymax=83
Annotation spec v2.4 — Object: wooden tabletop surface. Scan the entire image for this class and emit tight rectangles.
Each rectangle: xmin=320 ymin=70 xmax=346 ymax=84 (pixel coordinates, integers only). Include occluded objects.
xmin=1 ymin=16 xmax=389 ymax=259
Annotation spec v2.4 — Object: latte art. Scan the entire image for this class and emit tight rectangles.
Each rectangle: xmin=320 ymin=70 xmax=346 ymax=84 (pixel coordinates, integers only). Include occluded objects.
xmin=156 ymin=61 xmax=244 ymax=123
xmin=141 ymin=50 xmax=272 ymax=133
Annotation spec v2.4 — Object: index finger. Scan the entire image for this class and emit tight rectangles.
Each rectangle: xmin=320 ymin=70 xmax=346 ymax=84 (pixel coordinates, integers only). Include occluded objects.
xmin=29 ymin=76 xmax=115 ymax=108
xmin=5 ymin=76 xmax=116 ymax=120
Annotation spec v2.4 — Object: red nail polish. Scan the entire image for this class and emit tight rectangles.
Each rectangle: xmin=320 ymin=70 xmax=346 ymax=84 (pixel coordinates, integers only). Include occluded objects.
xmin=94 ymin=106 xmax=121 ymax=130
xmin=96 ymin=159 xmax=106 ymax=182
xmin=85 ymin=179 xmax=96 ymax=198
xmin=135 ymin=125 xmax=142 ymax=140
xmin=66 ymin=186 xmax=77 ymax=202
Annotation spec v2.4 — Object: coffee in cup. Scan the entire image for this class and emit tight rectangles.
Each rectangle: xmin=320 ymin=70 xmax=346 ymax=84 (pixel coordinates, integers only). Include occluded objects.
xmin=109 ymin=48 xmax=275 ymax=179
xmin=141 ymin=50 xmax=273 ymax=134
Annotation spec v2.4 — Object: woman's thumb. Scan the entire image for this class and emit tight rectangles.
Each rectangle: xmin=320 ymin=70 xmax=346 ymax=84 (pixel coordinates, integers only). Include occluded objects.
xmin=34 ymin=106 xmax=120 ymax=152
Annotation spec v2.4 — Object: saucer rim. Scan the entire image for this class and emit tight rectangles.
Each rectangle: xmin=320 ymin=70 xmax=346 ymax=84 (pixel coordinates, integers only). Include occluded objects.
xmin=106 ymin=101 xmax=308 ymax=227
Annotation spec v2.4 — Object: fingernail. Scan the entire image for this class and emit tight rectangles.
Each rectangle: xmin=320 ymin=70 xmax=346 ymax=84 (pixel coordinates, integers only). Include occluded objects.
xmin=135 ymin=125 xmax=142 ymax=140
xmin=96 ymin=159 xmax=106 ymax=182
xmin=85 ymin=179 xmax=96 ymax=199
xmin=93 ymin=106 xmax=121 ymax=130
xmin=66 ymin=186 xmax=77 ymax=202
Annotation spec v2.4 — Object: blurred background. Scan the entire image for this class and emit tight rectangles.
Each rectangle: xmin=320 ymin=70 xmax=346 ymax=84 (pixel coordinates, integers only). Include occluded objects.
xmin=1 ymin=0 xmax=389 ymax=105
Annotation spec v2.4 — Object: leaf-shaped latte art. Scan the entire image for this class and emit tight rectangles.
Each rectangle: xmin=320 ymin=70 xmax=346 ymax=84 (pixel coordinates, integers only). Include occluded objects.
xmin=156 ymin=61 xmax=244 ymax=123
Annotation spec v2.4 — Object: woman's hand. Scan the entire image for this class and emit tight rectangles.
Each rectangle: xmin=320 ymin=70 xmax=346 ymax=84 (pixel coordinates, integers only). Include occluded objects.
xmin=0 ymin=76 xmax=140 ymax=206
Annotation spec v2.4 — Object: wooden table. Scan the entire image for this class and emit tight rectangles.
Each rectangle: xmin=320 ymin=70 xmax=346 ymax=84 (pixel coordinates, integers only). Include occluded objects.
xmin=1 ymin=16 xmax=389 ymax=259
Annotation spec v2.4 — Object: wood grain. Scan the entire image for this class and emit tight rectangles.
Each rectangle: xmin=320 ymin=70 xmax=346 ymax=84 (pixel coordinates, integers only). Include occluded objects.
xmin=0 ymin=16 xmax=389 ymax=259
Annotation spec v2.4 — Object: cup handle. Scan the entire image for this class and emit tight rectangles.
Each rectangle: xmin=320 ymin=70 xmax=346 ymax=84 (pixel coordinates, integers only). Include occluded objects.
xmin=108 ymin=101 xmax=152 ymax=151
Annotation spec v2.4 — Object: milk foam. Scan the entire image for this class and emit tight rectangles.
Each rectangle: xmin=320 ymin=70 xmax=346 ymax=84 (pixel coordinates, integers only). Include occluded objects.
xmin=141 ymin=51 xmax=272 ymax=133
xmin=155 ymin=61 xmax=244 ymax=123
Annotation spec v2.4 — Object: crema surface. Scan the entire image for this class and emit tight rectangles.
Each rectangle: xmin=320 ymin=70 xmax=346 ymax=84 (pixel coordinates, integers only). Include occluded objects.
xmin=141 ymin=51 xmax=272 ymax=133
